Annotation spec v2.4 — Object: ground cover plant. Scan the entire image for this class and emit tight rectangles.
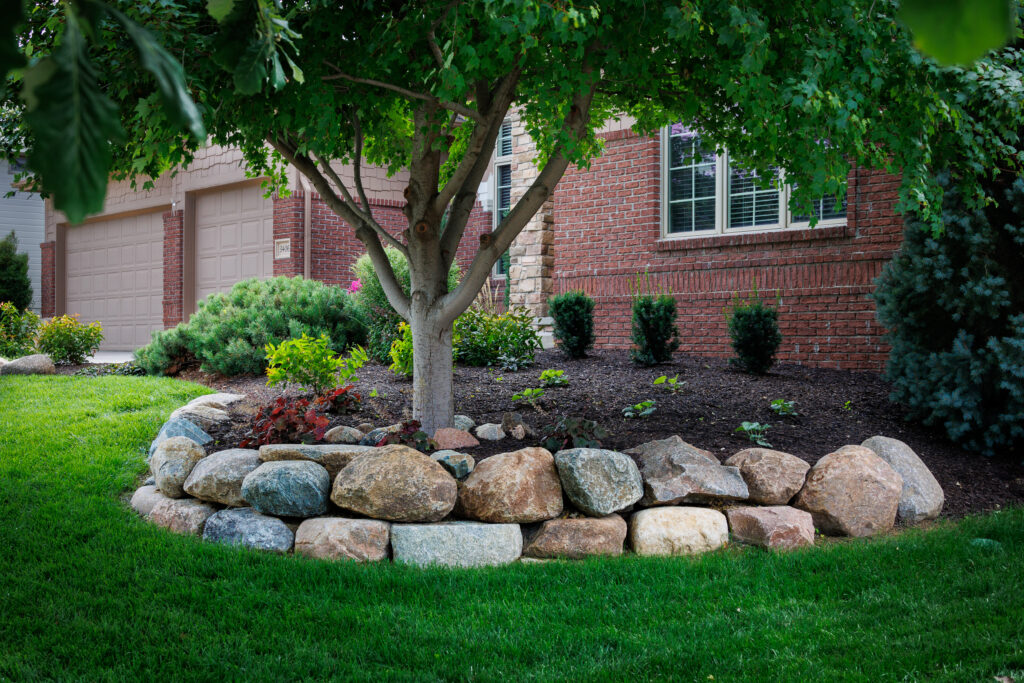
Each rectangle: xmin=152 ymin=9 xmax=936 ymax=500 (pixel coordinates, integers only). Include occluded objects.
xmin=1 ymin=376 xmax=1024 ymax=680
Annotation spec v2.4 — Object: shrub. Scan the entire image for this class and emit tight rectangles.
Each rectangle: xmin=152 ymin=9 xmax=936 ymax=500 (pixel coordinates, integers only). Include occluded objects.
xmin=36 ymin=314 xmax=103 ymax=364
xmin=351 ymin=247 xmax=459 ymax=361
xmin=388 ymin=322 xmax=415 ymax=377
xmin=135 ymin=276 xmax=366 ymax=376
xmin=0 ymin=301 xmax=40 ymax=358
xmin=539 ymin=416 xmax=608 ymax=452
xmin=265 ymin=333 xmax=367 ymax=394
xmin=548 ymin=290 xmax=595 ymax=358
xmin=134 ymin=324 xmax=193 ymax=375
xmin=0 ymin=231 xmax=32 ymax=311
xmin=314 ymin=385 xmax=362 ymax=415
xmin=726 ymin=289 xmax=782 ymax=375
xmin=873 ymin=172 xmax=1024 ymax=456
xmin=630 ymin=293 xmax=680 ymax=366
xmin=454 ymin=306 xmax=540 ymax=368
xmin=240 ymin=396 xmax=329 ymax=447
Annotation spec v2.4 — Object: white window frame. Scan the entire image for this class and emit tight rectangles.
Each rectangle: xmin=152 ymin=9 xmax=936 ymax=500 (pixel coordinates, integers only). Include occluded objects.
xmin=660 ymin=126 xmax=847 ymax=240
xmin=493 ymin=119 xmax=513 ymax=278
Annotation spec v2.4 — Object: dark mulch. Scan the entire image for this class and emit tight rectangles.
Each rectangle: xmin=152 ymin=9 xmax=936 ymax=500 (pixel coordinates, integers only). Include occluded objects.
xmin=66 ymin=350 xmax=1024 ymax=521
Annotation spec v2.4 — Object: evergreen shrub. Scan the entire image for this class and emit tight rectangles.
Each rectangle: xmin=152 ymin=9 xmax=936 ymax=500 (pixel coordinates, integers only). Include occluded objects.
xmin=455 ymin=306 xmax=540 ymax=368
xmin=548 ymin=290 xmax=595 ymax=358
xmin=135 ymin=276 xmax=366 ymax=376
xmin=0 ymin=232 xmax=32 ymax=311
xmin=726 ymin=289 xmax=782 ymax=375
xmin=630 ymin=286 xmax=680 ymax=366
xmin=36 ymin=314 xmax=104 ymax=364
xmin=874 ymin=173 xmax=1024 ymax=455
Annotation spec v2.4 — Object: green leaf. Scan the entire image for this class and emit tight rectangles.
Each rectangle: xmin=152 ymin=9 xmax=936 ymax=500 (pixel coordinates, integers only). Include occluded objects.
xmin=206 ymin=0 xmax=236 ymax=23
xmin=0 ymin=0 xmax=26 ymax=76
xmin=234 ymin=40 xmax=271 ymax=95
xmin=106 ymin=7 xmax=206 ymax=140
xmin=270 ymin=52 xmax=286 ymax=91
xmin=24 ymin=19 xmax=125 ymax=224
xmin=899 ymin=0 xmax=1015 ymax=65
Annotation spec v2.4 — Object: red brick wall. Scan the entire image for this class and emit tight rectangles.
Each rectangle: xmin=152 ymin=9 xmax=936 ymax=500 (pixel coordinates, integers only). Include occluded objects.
xmin=40 ymin=241 xmax=54 ymax=318
xmin=552 ymin=129 xmax=904 ymax=371
xmin=272 ymin=194 xmax=305 ymax=277
xmin=161 ymin=209 xmax=184 ymax=327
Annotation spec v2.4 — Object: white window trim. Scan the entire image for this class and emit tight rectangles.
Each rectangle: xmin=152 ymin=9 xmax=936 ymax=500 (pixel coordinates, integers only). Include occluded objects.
xmin=659 ymin=127 xmax=847 ymax=241
xmin=492 ymin=119 xmax=513 ymax=278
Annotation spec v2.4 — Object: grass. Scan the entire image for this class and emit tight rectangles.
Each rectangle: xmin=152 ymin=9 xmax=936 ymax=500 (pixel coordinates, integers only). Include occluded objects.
xmin=1 ymin=375 xmax=1023 ymax=681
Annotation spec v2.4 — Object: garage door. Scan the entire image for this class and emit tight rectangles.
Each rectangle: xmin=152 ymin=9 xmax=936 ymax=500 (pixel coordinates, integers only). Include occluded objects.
xmin=65 ymin=212 xmax=164 ymax=351
xmin=195 ymin=184 xmax=274 ymax=302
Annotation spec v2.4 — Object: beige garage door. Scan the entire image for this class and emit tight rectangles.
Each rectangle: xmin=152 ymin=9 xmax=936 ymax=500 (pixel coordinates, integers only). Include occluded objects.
xmin=66 ymin=212 xmax=164 ymax=351
xmin=195 ymin=184 xmax=274 ymax=302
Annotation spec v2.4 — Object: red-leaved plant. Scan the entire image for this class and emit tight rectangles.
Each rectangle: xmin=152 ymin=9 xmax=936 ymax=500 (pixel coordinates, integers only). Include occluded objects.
xmin=240 ymin=397 xmax=329 ymax=447
xmin=375 ymin=419 xmax=438 ymax=453
xmin=314 ymin=385 xmax=363 ymax=415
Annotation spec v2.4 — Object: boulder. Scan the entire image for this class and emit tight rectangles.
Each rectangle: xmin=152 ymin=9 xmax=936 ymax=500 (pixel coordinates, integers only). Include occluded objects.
xmin=724 ymin=448 xmax=810 ymax=505
xmin=0 ymin=357 xmax=6 ymax=367
xmin=359 ymin=424 xmax=401 ymax=446
xmin=474 ymin=423 xmax=506 ymax=441
xmin=626 ymin=437 xmax=748 ymax=505
xmin=169 ymin=402 xmax=231 ymax=431
xmin=202 ymin=508 xmax=294 ymax=553
xmin=630 ymin=507 xmax=729 ymax=556
xmin=150 ymin=436 xmax=206 ymax=498
xmin=861 ymin=436 xmax=944 ymax=524
xmin=553 ymin=448 xmax=644 ymax=516
xmin=501 ymin=412 xmax=534 ymax=439
xmin=187 ymin=393 xmax=249 ymax=414
xmin=453 ymin=415 xmax=475 ymax=432
xmin=726 ymin=506 xmax=815 ymax=551
xmin=325 ymin=425 xmax=365 ymax=445
xmin=183 ymin=448 xmax=262 ymax=506
xmin=294 ymin=518 xmax=391 ymax=562
xmin=0 ymin=353 xmax=55 ymax=375
xmin=431 ymin=450 xmax=475 ymax=479
xmin=149 ymin=498 xmax=216 ymax=535
xmin=241 ymin=461 xmax=331 ymax=518
xmin=433 ymin=428 xmax=480 ymax=450
xmin=356 ymin=422 xmax=375 ymax=434
xmin=331 ymin=444 xmax=457 ymax=522
xmin=523 ymin=514 xmax=627 ymax=559
xmin=259 ymin=443 xmax=374 ymax=480
xmin=391 ymin=522 xmax=522 ymax=567
xmin=130 ymin=485 xmax=169 ymax=516
xmin=793 ymin=445 xmax=903 ymax=537
xmin=458 ymin=447 xmax=563 ymax=523
xmin=148 ymin=417 xmax=212 ymax=459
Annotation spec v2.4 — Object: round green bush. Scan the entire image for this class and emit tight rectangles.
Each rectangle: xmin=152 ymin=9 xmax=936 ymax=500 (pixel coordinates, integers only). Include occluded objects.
xmin=135 ymin=276 xmax=367 ymax=376
xmin=726 ymin=292 xmax=782 ymax=375
xmin=549 ymin=290 xmax=595 ymax=359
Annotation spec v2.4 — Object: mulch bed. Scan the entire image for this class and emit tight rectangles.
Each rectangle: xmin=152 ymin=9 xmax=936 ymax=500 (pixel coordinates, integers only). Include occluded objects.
xmin=66 ymin=349 xmax=1024 ymax=521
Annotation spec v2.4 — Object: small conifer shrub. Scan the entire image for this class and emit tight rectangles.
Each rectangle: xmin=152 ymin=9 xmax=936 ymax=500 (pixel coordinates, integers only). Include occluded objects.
xmin=0 ymin=231 xmax=32 ymax=311
xmin=726 ymin=288 xmax=782 ymax=375
xmin=548 ymin=290 xmax=595 ymax=359
xmin=629 ymin=274 xmax=680 ymax=366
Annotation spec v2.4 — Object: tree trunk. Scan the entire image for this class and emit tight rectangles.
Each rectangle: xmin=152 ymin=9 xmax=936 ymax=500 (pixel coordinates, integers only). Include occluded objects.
xmin=410 ymin=305 xmax=454 ymax=435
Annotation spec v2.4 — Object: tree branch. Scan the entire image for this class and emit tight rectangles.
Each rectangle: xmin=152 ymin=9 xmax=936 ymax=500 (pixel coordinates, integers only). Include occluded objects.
xmin=426 ymin=1 xmax=460 ymax=70
xmin=348 ymin=110 xmax=372 ymax=217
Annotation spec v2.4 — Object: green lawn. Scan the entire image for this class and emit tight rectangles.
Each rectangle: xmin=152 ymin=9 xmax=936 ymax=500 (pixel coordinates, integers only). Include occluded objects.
xmin=1 ymin=376 xmax=1022 ymax=681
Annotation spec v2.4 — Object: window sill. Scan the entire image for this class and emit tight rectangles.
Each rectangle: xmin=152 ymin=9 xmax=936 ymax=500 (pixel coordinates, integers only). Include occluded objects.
xmin=655 ymin=225 xmax=847 ymax=251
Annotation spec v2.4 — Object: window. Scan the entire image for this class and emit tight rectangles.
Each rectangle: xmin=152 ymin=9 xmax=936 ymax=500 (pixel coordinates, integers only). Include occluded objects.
xmin=493 ymin=119 xmax=513 ymax=277
xmin=662 ymin=124 xmax=845 ymax=238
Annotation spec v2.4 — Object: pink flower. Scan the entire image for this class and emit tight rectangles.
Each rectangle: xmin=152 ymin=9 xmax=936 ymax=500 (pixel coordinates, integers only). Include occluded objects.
xmin=348 ymin=279 xmax=362 ymax=293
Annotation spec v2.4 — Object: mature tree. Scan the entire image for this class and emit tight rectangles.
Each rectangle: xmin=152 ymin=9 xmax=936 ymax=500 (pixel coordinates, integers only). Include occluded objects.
xmin=3 ymin=0 xmax=1023 ymax=432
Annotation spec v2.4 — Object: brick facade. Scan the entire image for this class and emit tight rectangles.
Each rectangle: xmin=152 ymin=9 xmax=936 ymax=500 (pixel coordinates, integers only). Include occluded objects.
xmin=161 ymin=209 xmax=184 ymax=327
xmin=40 ymin=241 xmax=54 ymax=317
xmin=548 ymin=129 xmax=903 ymax=371
xmin=272 ymin=194 xmax=305 ymax=278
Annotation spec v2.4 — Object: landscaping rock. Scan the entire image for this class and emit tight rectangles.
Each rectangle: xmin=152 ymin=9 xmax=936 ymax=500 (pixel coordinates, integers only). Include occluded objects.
xmin=169 ymin=402 xmax=231 ymax=431
xmin=453 ymin=415 xmax=475 ymax=432
xmin=183 ymin=448 xmax=262 ymax=506
xmin=553 ymin=448 xmax=644 ymax=516
xmin=202 ymin=508 xmax=294 ymax=553
xmin=359 ymin=424 xmax=401 ymax=446
xmin=726 ymin=506 xmax=815 ymax=551
xmin=149 ymin=498 xmax=216 ymax=535
xmin=793 ymin=445 xmax=903 ymax=537
xmin=391 ymin=522 xmax=522 ymax=567
xmin=294 ymin=518 xmax=391 ymax=562
xmin=474 ymin=423 xmax=506 ymax=441
xmin=627 ymin=437 xmax=748 ymax=506
xmin=861 ymin=436 xmax=944 ymax=524
xmin=332 ymin=444 xmax=457 ymax=522
xmin=724 ymin=448 xmax=810 ymax=505
xmin=130 ymin=485 xmax=169 ymax=516
xmin=431 ymin=450 xmax=475 ymax=479
xmin=0 ymin=353 xmax=55 ymax=376
xmin=523 ymin=514 xmax=627 ymax=559
xmin=459 ymin=447 xmax=563 ymax=523
xmin=433 ymin=428 xmax=480 ymax=450
xmin=325 ymin=425 xmax=364 ymax=445
xmin=630 ymin=507 xmax=729 ymax=556
xmin=150 ymin=436 xmax=206 ymax=498
xmin=241 ymin=461 xmax=331 ymax=518
xmin=259 ymin=443 xmax=374 ymax=480
xmin=356 ymin=422 xmax=375 ymax=434
xmin=501 ymin=412 xmax=533 ymax=439
xmin=0 ymin=357 xmax=6 ymax=367
xmin=187 ymin=392 xmax=248 ymax=412
xmin=144 ymin=476 xmax=155 ymax=486
xmin=148 ymin=417 xmax=212 ymax=459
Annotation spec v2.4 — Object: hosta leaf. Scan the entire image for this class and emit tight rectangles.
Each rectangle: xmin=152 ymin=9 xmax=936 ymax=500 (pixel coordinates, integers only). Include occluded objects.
xmin=900 ymin=0 xmax=1015 ymax=65
xmin=24 ymin=20 xmax=125 ymax=224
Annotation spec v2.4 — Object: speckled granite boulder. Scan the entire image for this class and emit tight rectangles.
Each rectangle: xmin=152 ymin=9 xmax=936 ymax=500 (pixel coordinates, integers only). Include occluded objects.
xmin=554 ymin=448 xmax=643 ymax=516
xmin=241 ymin=461 xmax=331 ymax=518
xmin=0 ymin=354 xmax=54 ymax=375
xmin=259 ymin=443 xmax=374 ymax=480
xmin=726 ymin=506 xmax=815 ymax=551
xmin=630 ymin=507 xmax=729 ymax=556
xmin=458 ymin=447 xmax=562 ymax=523
xmin=332 ymin=445 xmax=457 ymax=522
xmin=391 ymin=522 xmax=522 ymax=567
xmin=325 ymin=425 xmax=365 ymax=445
xmin=433 ymin=428 xmax=480 ymax=450
xmin=149 ymin=498 xmax=216 ymax=535
xmin=861 ymin=436 xmax=944 ymax=524
xmin=202 ymin=508 xmax=294 ymax=553
xmin=150 ymin=436 xmax=206 ymax=498
xmin=183 ymin=449 xmax=262 ymax=506
xmin=130 ymin=485 xmax=170 ymax=516
xmin=453 ymin=415 xmax=475 ymax=432
xmin=294 ymin=518 xmax=391 ymax=562
xmin=474 ymin=423 xmax=506 ymax=441
xmin=627 ymin=436 xmax=748 ymax=505
xmin=523 ymin=515 xmax=627 ymax=559
xmin=148 ymin=417 xmax=212 ymax=459
xmin=724 ymin=448 xmax=810 ymax=504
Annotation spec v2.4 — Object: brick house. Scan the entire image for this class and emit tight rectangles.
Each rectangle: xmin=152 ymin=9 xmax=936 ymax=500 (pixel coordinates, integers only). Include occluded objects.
xmin=41 ymin=114 xmax=904 ymax=370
